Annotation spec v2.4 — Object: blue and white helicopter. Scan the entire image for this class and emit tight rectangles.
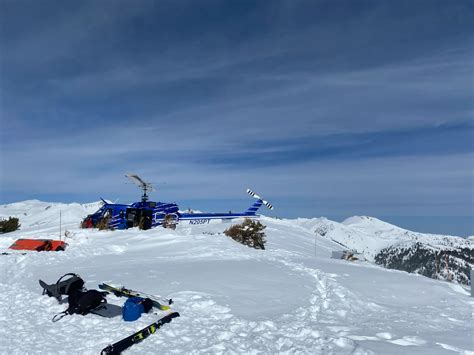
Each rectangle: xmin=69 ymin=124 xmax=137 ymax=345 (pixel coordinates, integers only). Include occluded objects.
xmin=83 ymin=174 xmax=273 ymax=230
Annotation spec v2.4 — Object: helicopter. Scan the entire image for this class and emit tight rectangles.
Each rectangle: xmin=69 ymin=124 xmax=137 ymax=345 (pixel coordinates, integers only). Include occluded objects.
xmin=82 ymin=174 xmax=273 ymax=230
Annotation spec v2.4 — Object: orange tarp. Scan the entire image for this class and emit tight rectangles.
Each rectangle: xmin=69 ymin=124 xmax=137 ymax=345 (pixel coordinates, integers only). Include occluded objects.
xmin=9 ymin=239 xmax=67 ymax=252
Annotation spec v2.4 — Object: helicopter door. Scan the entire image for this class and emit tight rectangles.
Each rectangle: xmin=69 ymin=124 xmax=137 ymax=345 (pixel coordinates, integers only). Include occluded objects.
xmin=140 ymin=210 xmax=153 ymax=230
xmin=125 ymin=208 xmax=140 ymax=228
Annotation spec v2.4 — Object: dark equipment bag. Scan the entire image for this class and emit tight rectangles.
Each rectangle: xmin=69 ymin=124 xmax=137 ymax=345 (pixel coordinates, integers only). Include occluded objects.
xmin=39 ymin=273 xmax=107 ymax=322
xmin=39 ymin=273 xmax=85 ymax=301
xmin=67 ymin=289 xmax=108 ymax=316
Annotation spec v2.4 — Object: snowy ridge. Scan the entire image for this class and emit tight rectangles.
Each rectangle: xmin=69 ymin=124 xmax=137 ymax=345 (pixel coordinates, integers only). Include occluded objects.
xmin=317 ymin=215 xmax=472 ymax=260
xmin=1 ymin=200 xmax=101 ymax=229
xmin=0 ymin=201 xmax=472 ymax=354
xmin=314 ymin=215 xmax=473 ymax=285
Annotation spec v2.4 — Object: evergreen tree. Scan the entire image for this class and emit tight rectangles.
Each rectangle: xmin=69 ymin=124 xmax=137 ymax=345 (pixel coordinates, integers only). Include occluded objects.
xmin=224 ymin=218 xmax=267 ymax=250
xmin=0 ymin=217 xmax=20 ymax=233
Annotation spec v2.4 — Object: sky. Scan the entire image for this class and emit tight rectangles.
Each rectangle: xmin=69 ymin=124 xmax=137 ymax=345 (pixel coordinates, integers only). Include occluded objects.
xmin=0 ymin=0 xmax=473 ymax=236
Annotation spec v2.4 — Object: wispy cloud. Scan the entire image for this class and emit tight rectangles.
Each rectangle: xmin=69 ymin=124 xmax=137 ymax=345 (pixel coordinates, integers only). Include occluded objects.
xmin=0 ymin=1 xmax=473 ymax=234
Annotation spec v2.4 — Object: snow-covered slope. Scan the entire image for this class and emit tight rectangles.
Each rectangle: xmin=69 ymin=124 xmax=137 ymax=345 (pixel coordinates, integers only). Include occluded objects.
xmin=0 ymin=201 xmax=472 ymax=354
xmin=315 ymin=215 xmax=471 ymax=261
xmin=1 ymin=200 xmax=101 ymax=230
xmin=314 ymin=216 xmax=473 ymax=284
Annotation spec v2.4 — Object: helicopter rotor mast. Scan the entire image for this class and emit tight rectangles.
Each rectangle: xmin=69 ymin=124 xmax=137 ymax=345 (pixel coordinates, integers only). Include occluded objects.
xmin=125 ymin=173 xmax=155 ymax=202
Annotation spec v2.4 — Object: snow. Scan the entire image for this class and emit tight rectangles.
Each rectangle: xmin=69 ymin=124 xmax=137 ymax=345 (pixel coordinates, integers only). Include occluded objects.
xmin=0 ymin=201 xmax=473 ymax=354
xmin=316 ymin=215 xmax=472 ymax=262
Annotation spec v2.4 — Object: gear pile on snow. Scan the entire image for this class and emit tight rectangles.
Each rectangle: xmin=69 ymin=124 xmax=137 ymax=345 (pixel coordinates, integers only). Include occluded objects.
xmin=39 ymin=273 xmax=108 ymax=322
xmin=38 ymin=273 xmax=179 ymax=353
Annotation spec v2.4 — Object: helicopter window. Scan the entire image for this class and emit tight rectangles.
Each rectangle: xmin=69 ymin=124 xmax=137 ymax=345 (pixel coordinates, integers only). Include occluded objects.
xmin=126 ymin=210 xmax=136 ymax=222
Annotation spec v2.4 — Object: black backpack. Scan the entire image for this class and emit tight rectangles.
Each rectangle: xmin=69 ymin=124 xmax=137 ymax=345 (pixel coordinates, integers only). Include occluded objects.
xmin=40 ymin=273 xmax=107 ymax=322
xmin=65 ymin=289 xmax=108 ymax=316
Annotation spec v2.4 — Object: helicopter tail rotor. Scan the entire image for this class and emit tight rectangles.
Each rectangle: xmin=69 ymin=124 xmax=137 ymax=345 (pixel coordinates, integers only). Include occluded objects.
xmin=246 ymin=188 xmax=274 ymax=211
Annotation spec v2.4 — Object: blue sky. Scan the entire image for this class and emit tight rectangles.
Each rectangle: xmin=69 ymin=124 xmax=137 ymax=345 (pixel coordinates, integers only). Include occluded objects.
xmin=1 ymin=0 xmax=473 ymax=235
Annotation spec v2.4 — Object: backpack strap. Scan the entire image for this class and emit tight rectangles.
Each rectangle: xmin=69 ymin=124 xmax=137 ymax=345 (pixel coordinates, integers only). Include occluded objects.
xmin=52 ymin=310 xmax=70 ymax=322
xmin=56 ymin=273 xmax=80 ymax=290
xmin=56 ymin=273 xmax=84 ymax=296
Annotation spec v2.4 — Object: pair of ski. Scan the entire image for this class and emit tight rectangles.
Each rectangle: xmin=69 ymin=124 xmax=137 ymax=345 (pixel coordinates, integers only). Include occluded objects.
xmin=98 ymin=283 xmax=173 ymax=311
xmin=98 ymin=283 xmax=178 ymax=354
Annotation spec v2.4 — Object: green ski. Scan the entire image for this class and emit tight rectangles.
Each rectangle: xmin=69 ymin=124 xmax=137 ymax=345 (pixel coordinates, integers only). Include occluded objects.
xmin=98 ymin=283 xmax=172 ymax=311
xmin=101 ymin=312 xmax=180 ymax=354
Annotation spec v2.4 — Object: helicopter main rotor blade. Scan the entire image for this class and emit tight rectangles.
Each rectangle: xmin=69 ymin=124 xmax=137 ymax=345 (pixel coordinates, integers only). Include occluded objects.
xmin=125 ymin=173 xmax=147 ymax=188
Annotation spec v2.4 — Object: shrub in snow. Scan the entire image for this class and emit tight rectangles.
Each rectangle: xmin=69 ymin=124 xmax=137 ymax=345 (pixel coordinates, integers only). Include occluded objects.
xmin=96 ymin=217 xmax=111 ymax=231
xmin=224 ymin=218 xmax=266 ymax=250
xmin=315 ymin=222 xmax=334 ymax=237
xmin=161 ymin=214 xmax=176 ymax=230
xmin=0 ymin=217 xmax=20 ymax=233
